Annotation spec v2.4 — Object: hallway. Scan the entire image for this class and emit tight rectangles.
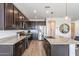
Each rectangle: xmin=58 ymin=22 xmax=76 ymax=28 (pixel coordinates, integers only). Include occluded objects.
xmin=22 ymin=40 xmax=46 ymax=56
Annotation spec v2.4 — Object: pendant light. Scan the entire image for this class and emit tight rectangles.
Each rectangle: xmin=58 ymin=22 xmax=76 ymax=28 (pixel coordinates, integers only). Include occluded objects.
xmin=65 ymin=0 xmax=68 ymax=20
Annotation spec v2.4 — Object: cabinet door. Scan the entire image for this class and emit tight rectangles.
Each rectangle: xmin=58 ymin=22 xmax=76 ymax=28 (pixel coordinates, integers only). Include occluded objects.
xmin=4 ymin=3 xmax=14 ymax=29
xmin=14 ymin=39 xmax=25 ymax=56
xmin=44 ymin=40 xmax=51 ymax=56
xmin=21 ymin=39 xmax=25 ymax=54
xmin=18 ymin=12 xmax=24 ymax=29
xmin=14 ymin=7 xmax=19 ymax=28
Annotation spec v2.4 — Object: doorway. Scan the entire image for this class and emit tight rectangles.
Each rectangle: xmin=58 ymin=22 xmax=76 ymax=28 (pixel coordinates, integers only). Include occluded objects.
xmin=47 ymin=20 xmax=56 ymax=38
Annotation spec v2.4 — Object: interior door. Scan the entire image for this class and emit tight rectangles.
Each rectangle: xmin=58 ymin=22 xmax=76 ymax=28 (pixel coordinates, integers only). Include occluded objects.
xmin=71 ymin=23 xmax=75 ymax=39
xmin=47 ymin=20 xmax=55 ymax=38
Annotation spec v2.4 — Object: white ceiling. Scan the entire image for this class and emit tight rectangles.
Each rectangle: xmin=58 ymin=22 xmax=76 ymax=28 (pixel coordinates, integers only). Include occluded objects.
xmin=14 ymin=3 xmax=79 ymax=21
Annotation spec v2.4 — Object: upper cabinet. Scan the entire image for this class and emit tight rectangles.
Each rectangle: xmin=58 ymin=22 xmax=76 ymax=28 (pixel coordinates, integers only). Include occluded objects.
xmin=4 ymin=3 xmax=14 ymax=29
xmin=14 ymin=6 xmax=19 ymax=27
xmin=19 ymin=12 xmax=24 ymax=21
xmin=0 ymin=3 xmax=28 ymax=30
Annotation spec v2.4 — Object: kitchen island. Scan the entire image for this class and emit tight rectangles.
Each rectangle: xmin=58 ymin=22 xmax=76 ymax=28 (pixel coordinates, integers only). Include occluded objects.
xmin=0 ymin=34 xmax=32 ymax=56
xmin=45 ymin=36 xmax=79 ymax=56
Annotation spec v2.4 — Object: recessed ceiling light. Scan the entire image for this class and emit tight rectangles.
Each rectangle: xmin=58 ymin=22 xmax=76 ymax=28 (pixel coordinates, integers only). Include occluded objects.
xmin=33 ymin=10 xmax=37 ymax=13
xmin=46 ymin=10 xmax=49 ymax=14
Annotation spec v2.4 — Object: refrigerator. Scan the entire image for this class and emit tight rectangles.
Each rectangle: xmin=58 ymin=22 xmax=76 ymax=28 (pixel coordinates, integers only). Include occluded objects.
xmin=37 ymin=26 xmax=46 ymax=40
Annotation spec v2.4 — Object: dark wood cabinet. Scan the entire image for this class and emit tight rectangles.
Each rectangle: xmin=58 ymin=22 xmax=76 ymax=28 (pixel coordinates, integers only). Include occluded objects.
xmin=25 ymin=21 xmax=46 ymax=29
xmin=4 ymin=3 xmax=14 ymax=29
xmin=14 ymin=39 xmax=25 ymax=56
xmin=14 ymin=7 xmax=19 ymax=28
xmin=43 ymin=39 xmax=51 ymax=56
xmin=19 ymin=12 xmax=23 ymax=21
xmin=0 ymin=3 xmax=28 ymax=30
xmin=17 ymin=12 xmax=23 ymax=29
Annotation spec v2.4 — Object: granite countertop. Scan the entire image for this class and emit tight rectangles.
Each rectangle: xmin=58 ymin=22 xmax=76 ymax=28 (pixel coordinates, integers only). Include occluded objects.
xmin=46 ymin=36 xmax=79 ymax=45
xmin=0 ymin=35 xmax=30 ymax=45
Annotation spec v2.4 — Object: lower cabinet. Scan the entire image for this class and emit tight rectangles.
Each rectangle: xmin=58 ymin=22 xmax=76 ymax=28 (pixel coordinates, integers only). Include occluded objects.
xmin=43 ymin=39 xmax=51 ymax=56
xmin=14 ymin=39 xmax=25 ymax=56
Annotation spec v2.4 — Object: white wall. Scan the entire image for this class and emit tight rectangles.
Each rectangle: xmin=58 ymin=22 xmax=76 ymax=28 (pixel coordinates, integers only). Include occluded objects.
xmin=55 ymin=18 xmax=71 ymax=38
xmin=47 ymin=17 xmax=71 ymax=38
